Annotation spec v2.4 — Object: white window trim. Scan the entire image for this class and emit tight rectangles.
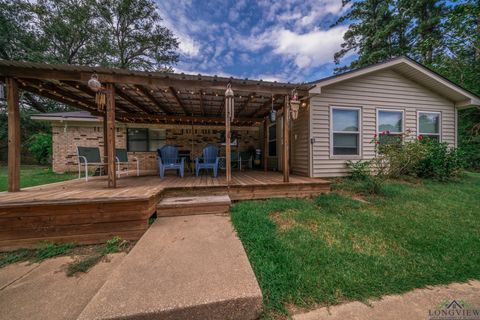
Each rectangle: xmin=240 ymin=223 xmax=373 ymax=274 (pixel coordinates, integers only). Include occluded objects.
xmin=329 ymin=106 xmax=362 ymax=159
xmin=376 ymin=108 xmax=405 ymax=135
xmin=417 ymin=111 xmax=442 ymax=141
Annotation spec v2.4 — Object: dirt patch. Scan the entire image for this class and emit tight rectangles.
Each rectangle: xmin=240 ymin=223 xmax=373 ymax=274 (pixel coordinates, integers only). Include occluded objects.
xmin=270 ymin=212 xmax=296 ymax=232
xmin=270 ymin=209 xmax=318 ymax=233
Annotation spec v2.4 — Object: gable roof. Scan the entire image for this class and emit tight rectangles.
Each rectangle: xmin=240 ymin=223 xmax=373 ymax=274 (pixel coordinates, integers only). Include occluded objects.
xmin=309 ymin=56 xmax=480 ymax=108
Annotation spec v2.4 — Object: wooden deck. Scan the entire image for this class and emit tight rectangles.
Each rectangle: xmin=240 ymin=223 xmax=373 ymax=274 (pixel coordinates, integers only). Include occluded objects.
xmin=0 ymin=171 xmax=330 ymax=250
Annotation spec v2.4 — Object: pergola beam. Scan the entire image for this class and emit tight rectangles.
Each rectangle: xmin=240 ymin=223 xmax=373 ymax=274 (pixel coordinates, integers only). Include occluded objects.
xmin=0 ymin=64 xmax=308 ymax=95
xmin=249 ymin=95 xmax=282 ymax=118
xmin=21 ymin=79 xmax=98 ymax=110
xmin=117 ymin=113 xmax=262 ymax=125
xmin=61 ymin=81 xmax=136 ymax=114
xmin=236 ymin=92 xmax=255 ymax=117
xmin=169 ymin=87 xmax=189 ymax=115
xmin=116 ymin=87 xmax=154 ymax=114
xmin=135 ymin=85 xmax=172 ymax=114
xmin=21 ymin=85 xmax=102 ymax=116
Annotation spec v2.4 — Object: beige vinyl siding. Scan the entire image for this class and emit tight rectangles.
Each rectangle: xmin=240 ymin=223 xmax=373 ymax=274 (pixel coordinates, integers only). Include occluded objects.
xmin=291 ymin=105 xmax=310 ymax=176
xmin=311 ymin=69 xmax=456 ymax=178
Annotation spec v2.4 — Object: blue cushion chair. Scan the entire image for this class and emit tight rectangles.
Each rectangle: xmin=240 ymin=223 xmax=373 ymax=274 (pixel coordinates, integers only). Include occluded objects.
xmin=157 ymin=145 xmax=184 ymax=179
xmin=195 ymin=144 xmax=220 ymax=177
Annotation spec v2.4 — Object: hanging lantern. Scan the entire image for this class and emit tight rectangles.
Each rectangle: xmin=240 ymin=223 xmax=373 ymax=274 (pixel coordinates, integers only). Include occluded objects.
xmin=87 ymin=74 xmax=102 ymax=92
xmin=225 ymin=83 xmax=234 ymax=121
xmin=269 ymin=95 xmax=276 ymax=122
xmin=290 ymin=89 xmax=300 ymax=120
xmin=87 ymin=74 xmax=106 ymax=111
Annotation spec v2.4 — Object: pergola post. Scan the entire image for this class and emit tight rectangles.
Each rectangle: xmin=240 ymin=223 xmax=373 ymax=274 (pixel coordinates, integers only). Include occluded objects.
xmin=225 ymin=86 xmax=234 ymax=184
xmin=103 ymin=112 xmax=108 ymax=173
xmin=6 ymin=78 xmax=20 ymax=192
xmin=264 ymin=117 xmax=268 ymax=172
xmin=283 ymin=95 xmax=290 ymax=182
xmin=105 ymin=83 xmax=116 ymax=188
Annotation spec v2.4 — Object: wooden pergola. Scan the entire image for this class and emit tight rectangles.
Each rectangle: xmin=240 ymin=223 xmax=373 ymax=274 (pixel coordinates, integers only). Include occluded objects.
xmin=0 ymin=60 xmax=311 ymax=191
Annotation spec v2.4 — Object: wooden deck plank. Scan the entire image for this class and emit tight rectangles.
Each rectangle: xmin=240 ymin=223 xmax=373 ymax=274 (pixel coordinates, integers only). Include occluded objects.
xmin=0 ymin=171 xmax=329 ymax=249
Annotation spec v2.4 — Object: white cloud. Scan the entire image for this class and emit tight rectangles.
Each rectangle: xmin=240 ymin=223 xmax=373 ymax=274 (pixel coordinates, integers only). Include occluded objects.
xmin=271 ymin=26 xmax=349 ymax=68
xmin=177 ymin=35 xmax=201 ymax=57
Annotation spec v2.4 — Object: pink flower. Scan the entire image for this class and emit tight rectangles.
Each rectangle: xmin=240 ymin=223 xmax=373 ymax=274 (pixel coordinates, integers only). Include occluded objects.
xmin=418 ymin=135 xmax=423 ymax=141
xmin=373 ymin=133 xmax=377 ymax=138
xmin=386 ymin=130 xmax=390 ymax=134
xmin=381 ymin=131 xmax=386 ymax=135
xmin=376 ymin=141 xmax=380 ymax=145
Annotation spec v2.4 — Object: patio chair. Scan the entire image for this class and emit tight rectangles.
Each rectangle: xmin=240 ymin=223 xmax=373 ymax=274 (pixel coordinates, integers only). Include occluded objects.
xmin=195 ymin=144 xmax=220 ymax=177
xmin=115 ymin=149 xmax=139 ymax=178
xmin=76 ymin=146 xmax=106 ymax=181
xmin=239 ymin=151 xmax=253 ymax=170
xmin=157 ymin=145 xmax=184 ymax=179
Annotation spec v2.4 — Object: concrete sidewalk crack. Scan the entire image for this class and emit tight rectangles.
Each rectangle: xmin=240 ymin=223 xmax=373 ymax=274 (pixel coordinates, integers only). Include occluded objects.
xmin=0 ymin=263 xmax=41 ymax=291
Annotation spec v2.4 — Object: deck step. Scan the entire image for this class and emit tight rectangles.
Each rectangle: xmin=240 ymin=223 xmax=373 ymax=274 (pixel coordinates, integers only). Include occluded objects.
xmin=157 ymin=195 xmax=231 ymax=217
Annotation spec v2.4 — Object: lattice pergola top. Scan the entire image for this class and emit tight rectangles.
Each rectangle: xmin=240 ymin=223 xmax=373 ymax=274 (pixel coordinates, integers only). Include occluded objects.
xmin=0 ymin=60 xmax=311 ymax=126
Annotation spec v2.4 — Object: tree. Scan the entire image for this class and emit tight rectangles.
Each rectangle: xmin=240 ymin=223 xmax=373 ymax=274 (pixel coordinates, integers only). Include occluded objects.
xmin=98 ymin=0 xmax=179 ymax=71
xmin=33 ymin=0 xmax=109 ymax=65
xmin=407 ymin=0 xmax=447 ymax=65
xmin=333 ymin=0 xmax=410 ymax=72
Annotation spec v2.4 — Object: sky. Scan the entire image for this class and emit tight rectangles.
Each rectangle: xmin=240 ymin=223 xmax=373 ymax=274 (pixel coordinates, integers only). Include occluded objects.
xmin=156 ymin=0 xmax=356 ymax=83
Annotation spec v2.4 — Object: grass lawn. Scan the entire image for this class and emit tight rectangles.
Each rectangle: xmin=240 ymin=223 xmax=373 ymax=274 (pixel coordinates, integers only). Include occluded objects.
xmin=0 ymin=165 xmax=77 ymax=191
xmin=230 ymin=172 xmax=480 ymax=318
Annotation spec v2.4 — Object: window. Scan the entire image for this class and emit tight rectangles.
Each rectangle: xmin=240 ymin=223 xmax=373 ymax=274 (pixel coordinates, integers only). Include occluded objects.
xmin=127 ymin=128 xmax=166 ymax=152
xmin=148 ymin=129 xmax=166 ymax=151
xmin=418 ymin=111 xmax=441 ymax=141
xmin=268 ymin=124 xmax=276 ymax=157
xmin=377 ymin=109 xmax=404 ymax=144
xmin=331 ymin=107 xmax=361 ymax=156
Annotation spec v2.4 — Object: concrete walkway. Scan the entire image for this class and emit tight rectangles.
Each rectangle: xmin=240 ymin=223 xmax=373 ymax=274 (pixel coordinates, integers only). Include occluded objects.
xmin=0 ymin=254 xmax=126 ymax=320
xmin=78 ymin=215 xmax=263 ymax=320
xmin=294 ymin=280 xmax=480 ymax=320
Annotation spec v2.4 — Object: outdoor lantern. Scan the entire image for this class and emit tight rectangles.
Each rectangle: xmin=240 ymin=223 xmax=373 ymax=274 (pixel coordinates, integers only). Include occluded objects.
xmin=87 ymin=74 xmax=102 ymax=92
xmin=269 ymin=95 xmax=276 ymax=122
xmin=290 ymin=90 xmax=300 ymax=120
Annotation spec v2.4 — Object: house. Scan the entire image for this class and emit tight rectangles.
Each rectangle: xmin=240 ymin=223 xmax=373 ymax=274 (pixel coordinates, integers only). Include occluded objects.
xmin=29 ymin=56 xmax=480 ymax=177
xmin=1 ymin=56 xmax=479 ymax=248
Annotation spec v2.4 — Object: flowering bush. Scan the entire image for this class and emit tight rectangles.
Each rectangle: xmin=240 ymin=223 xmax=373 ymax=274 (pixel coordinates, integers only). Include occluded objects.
xmin=370 ymin=130 xmax=464 ymax=181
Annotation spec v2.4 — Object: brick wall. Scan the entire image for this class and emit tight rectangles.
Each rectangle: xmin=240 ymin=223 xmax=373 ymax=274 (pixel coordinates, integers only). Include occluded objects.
xmin=51 ymin=121 xmax=260 ymax=173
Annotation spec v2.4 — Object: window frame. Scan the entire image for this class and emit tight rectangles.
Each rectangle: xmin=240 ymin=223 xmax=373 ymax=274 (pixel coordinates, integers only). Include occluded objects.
xmin=417 ymin=110 xmax=442 ymax=141
xmin=127 ymin=127 xmax=166 ymax=152
xmin=376 ymin=108 xmax=405 ymax=135
xmin=329 ymin=106 xmax=362 ymax=159
xmin=376 ymin=108 xmax=405 ymax=145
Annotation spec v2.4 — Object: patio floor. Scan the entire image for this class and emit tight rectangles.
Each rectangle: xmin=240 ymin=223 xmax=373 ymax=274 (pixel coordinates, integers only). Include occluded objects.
xmin=0 ymin=171 xmax=330 ymax=250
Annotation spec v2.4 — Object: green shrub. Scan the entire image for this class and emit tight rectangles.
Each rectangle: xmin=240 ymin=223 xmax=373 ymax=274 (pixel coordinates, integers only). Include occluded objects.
xmin=27 ymin=132 xmax=52 ymax=165
xmin=345 ymin=160 xmax=385 ymax=194
xmin=346 ymin=160 xmax=371 ymax=180
xmin=417 ymin=139 xmax=464 ymax=181
xmin=377 ymin=138 xmax=426 ymax=178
